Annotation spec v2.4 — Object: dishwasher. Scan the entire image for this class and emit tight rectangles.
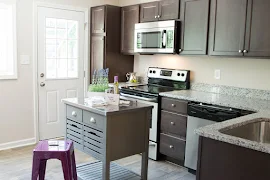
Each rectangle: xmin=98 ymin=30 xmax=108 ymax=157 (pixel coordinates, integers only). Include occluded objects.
xmin=184 ymin=102 xmax=243 ymax=171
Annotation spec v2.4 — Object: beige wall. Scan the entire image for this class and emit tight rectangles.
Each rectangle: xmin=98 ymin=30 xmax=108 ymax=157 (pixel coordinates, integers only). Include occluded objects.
xmin=119 ymin=0 xmax=270 ymax=91
xmin=134 ymin=55 xmax=270 ymax=90
xmin=0 ymin=0 xmax=118 ymax=146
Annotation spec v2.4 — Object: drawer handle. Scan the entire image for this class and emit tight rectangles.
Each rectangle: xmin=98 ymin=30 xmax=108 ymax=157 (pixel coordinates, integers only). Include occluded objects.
xmin=72 ymin=111 xmax=77 ymax=117
xmin=171 ymin=122 xmax=175 ymax=125
xmin=149 ymin=142 xmax=156 ymax=147
xmin=90 ymin=117 xmax=96 ymax=124
xmin=169 ymin=145 xmax=174 ymax=149
xmin=171 ymin=104 xmax=176 ymax=107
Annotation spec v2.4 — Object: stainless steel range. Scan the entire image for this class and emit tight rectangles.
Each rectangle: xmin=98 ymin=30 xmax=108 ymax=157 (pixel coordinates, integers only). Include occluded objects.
xmin=120 ymin=67 xmax=190 ymax=160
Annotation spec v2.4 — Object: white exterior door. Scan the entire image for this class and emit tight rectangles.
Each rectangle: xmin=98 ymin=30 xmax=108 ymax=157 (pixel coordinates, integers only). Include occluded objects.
xmin=38 ymin=7 xmax=85 ymax=140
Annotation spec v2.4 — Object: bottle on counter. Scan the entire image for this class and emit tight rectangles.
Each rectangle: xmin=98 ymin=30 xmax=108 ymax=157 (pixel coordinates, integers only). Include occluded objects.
xmin=113 ymin=76 xmax=119 ymax=94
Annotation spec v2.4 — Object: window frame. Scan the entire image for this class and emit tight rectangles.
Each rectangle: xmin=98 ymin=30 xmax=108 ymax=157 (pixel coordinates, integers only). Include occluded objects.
xmin=0 ymin=0 xmax=17 ymax=80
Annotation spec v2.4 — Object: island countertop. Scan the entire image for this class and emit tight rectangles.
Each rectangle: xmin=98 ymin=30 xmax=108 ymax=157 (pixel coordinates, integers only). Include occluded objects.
xmin=160 ymin=90 xmax=270 ymax=154
xmin=62 ymin=98 xmax=153 ymax=116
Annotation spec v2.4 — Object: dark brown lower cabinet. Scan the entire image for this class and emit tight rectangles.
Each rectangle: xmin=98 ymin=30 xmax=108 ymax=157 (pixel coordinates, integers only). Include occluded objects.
xmin=197 ymin=137 xmax=270 ymax=180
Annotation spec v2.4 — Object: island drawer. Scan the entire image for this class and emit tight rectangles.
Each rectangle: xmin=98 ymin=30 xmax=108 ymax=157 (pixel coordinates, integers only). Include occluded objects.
xmin=160 ymin=133 xmax=186 ymax=161
xmin=83 ymin=111 xmax=105 ymax=131
xmin=161 ymin=110 xmax=187 ymax=139
xmin=161 ymin=97 xmax=188 ymax=115
xmin=67 ymin=105 xmax=83 ymax=122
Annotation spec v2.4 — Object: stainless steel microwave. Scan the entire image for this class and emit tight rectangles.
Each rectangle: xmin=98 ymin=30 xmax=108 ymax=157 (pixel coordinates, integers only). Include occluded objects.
xmin=134 ymin=20 xmax=180 ymax=54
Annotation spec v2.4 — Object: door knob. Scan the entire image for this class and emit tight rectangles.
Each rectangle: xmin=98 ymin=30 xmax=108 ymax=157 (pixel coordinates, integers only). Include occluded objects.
xmin=40 ymin=82 xmax=45 ymax=87
xmin=40 ymin=73 xmax=44 ymax=77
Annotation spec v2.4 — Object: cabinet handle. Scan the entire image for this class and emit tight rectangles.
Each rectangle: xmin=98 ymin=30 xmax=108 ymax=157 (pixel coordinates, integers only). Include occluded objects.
xmin=179 ymin=49 xmax=183 ymax=52
xmin=169 ymin=145 xmax=174 ymax=149
xmin=239 ymin=50 xmax=243 ymax=53
xmin=243 ymin=50 xmax=248 ymax=53
xmin=155 ymin=15 xmax=157 ymax=18
xmin=149 ymin=142 xmax=156 ymax=147
xmin=171 ymin=104 xmax=176 ymax=107
xmin=90 ymin=117 xmax=96 ymax=124
xmin=71 ymin=111 xmax=77 ymax=117
xmin=171 ymin=122 xmax=175 ymax=126
xmin=157 ymin=15 xmax=160 ymax=18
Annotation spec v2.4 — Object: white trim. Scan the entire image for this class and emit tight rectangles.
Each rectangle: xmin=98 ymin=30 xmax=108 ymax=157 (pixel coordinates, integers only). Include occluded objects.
xmin=33 ymin=2 xmax=89 ymax=142
xmin=0 ymin=138 xmax=36 ymax=151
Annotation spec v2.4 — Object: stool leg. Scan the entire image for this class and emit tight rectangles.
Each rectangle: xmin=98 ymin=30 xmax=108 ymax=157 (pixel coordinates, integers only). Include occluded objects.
xmin=39 ymin=160 xmax=47 ymax=180
xmin=31 ymin=156 xmax=41 ymax=180
xmin=61 ymin=155 xmax=72 ymax=180
xmin=71 ymin=152 xmax=78 ymax=180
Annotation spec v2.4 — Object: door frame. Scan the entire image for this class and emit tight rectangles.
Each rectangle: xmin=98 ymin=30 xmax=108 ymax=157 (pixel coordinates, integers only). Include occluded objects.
xmin=33 ymin=2 xmax=89 ymax=142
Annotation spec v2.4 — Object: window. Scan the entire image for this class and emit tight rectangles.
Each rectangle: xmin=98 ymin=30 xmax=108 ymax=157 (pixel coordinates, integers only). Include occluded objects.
xmin=45 ymin=18 xmax=79 ymax=79
xmin=0 ymin=1 xmax=17 ymax=79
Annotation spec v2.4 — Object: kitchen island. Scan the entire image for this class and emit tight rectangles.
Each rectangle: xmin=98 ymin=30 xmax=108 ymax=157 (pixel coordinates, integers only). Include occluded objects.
xmin=62 ymin=98 xmax=153 ymax=180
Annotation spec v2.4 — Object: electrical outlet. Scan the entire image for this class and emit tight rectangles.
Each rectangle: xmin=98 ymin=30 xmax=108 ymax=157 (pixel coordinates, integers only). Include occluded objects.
xmin=214 ymin=69 xmax=221 ymax=80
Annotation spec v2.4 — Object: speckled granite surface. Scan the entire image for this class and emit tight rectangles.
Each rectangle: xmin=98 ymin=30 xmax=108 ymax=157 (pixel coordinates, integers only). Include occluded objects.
xmin=191 ymin=83 xmax=270 ymax=101
xmin=160 ymin=90 xmax=270 ymax=154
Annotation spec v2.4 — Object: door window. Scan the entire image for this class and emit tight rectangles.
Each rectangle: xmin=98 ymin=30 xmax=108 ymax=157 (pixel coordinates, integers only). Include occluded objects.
xmin=45 ymin=18 xmax=78 ymax=79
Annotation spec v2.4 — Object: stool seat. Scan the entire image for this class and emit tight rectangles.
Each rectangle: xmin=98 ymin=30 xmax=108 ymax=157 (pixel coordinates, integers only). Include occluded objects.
xmin=31 ymin=140 xmax=77 ymax=180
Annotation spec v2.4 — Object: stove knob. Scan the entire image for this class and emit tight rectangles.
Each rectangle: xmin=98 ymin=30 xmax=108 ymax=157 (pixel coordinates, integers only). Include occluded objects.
xmin=150 ymin=70 xmax=153 ymax=73
xmin=153 ymin=70 xmax=156 ymax=74
xmin=181 ymin=73 xmax=185 ymax=77
xmin=177 ymin=73 xmax=180 ymax=76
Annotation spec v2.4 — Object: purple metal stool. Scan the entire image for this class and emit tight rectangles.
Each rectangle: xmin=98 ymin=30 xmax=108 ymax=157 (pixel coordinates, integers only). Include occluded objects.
xmin=31 ymin=140 xmax=77 ymax=180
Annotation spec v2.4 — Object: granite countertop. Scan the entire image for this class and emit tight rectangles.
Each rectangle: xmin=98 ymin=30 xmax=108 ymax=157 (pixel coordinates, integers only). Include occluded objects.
xmin=160 ymin=90 xmax=270 ymax=154
xmin=62 ymin=98 xmax=153 ymax=116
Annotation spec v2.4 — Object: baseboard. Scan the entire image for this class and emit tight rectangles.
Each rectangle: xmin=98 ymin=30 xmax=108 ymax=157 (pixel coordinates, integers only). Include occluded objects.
xmin=0 ymin=138 xmax=36 ymax=151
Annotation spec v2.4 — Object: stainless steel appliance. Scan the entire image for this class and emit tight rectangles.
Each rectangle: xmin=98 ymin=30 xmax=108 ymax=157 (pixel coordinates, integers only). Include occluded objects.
xmin=120 ymin=67 xmax=190 ymax=160
xmin=185 ymin=102 xmax=246 ymax=171
xmin=134 ymin=20 xmax=180 ymax=54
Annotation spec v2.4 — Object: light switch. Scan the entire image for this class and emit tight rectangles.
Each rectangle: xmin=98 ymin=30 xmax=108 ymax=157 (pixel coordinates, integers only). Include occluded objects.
xmin=20 ymin=55 xmax=31 ymax=65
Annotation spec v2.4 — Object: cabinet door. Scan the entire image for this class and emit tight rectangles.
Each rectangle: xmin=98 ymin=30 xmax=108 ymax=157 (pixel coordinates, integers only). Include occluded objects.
xmin=121 ymin=5 xmax=140 ymax=54
xmin=208 ymin=0 xmax=248 ymax=56
xmin=159 ymin=0 xmax=180 ymax=21
xmin=91 ymin=6 xmax=105 ymax=34
xmin=179 ymin=0 xmax=210 ymax=55
xmin=140 ymin=2 xmax=159 ymax=22
xmin=244 ymin=0 xmax=270 ymax=57
xmin=91 ymin=36 xmax=105 ymax=82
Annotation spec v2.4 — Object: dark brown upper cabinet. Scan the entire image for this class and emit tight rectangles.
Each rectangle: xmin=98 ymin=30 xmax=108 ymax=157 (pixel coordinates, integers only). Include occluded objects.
xmin=91 ymin=6 xmax=105 ymax=34
xmin=179 ymin=0 xmax=210 ymax=55
xmin=140 ymin=0 xmax=180 ymax=22
xmin=121 ymin=5 xmax=140 ymax=55
xmin=140 ymin=1 xmax=159 ymax=22
xmin=159 ymin=0 xmax=180 ymax=21
xmin=91 ymin=36 xmax=105 ymax=73
xmin=208 ymin=0 xmax=248 ymax=56
xmin=90 ymin=5 xmax=134 ymax=83
xmin=244 ymin=0 xmax=270 ymax=57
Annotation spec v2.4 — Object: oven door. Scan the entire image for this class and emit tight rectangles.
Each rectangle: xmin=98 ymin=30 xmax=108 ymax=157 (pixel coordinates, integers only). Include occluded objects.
xmin=134 ymin=27 xmax=176 ymax=54
xmin=120 ymin=94 xmax=158 ymax=143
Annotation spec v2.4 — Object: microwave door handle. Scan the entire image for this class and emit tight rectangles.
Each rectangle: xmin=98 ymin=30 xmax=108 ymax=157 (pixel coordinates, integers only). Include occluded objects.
xmin=162 ymin=30 xmax=167 ymax=48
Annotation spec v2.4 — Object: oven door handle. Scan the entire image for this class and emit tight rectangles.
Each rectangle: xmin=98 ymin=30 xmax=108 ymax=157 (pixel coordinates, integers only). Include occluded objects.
xmin=120 ymin=93 xmax=157 ymax=102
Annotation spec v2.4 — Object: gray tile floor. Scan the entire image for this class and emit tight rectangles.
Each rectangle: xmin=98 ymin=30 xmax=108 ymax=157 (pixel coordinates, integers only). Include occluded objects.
xmin=0 ymin=144 xmax=195 ymax=180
